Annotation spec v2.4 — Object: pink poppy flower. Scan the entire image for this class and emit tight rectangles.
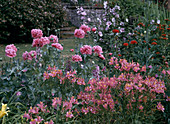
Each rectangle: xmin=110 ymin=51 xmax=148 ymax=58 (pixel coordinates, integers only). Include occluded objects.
xmin=93 ymin=45 xmax=103 ymax=55
xmin=51 ymin=43 xmax=63 ymax=50
xmin=72 ymin=55 xmax=82 ymax=62
xmin=80 ymin=45 xmax=92 ymax=55
xmin=31 ymin=29 xmax=43 ymax=39
xmin=5 ymin=49 xmax=17 ymax=58
xmin=80 ymin=24 xmax=91 ymax=34
xmin=49 ymin=35 xmax=58 ymax=43
xmin=74 ymin=29 xmax=85 ymax=39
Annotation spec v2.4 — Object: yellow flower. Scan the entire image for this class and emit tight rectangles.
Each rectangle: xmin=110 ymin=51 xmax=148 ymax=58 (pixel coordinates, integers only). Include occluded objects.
xmin=0 ymin=103 xmax=10 ymax=119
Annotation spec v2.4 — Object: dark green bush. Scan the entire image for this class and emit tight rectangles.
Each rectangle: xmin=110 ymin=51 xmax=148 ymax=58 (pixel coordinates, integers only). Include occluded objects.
xmin=0 ymin=0 xmax=66 ymax=44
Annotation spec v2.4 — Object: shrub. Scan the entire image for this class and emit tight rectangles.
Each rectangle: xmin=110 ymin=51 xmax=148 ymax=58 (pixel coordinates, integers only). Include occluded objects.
xmin=0 ymin=0 xmax=66 ymax=44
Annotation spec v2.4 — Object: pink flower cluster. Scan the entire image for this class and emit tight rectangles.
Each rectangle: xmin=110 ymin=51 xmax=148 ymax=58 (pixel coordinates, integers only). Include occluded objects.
xmin=23 ymin=102 xmax=53 ymax=124
xmin=31 ymin=29 xmax=43 ymax=39
xmin=80 ymin=45 xmax=92 ymax=55
xmin=32 ymin=37 xmax=50 ymax=47
xmin=51 ymin=43 xmax=63 ymax=50
xmin=74 ymin=24 xmax=91 ymax=38
xmin=43 ymin=66 xmax=86 ymax=86
xmin=80 ymin=45 xmax=105 ymax=59
xmin=22 ymin=50 xmax=37 ymax=61
xmin=31 ymin=29 xmax=59 ymax=48
xmin=52 ymin=96 xmax=78 ymax=118
xmin=109 ymin=57 xmax=145 ymax=72
xmin=80 ymin=24 xmax=91 ymax=34
xmin=5 ymin=44 xmax=17 ymax=58
xmin=93 ymin=45 xmax=103 ymax=55
xmin=72 ymin=55 xmax=82 ymax=62
xmin=74 ymin=29 xmax=85 ymax=39
xmin=49 ymin=34 xmax=58 ymax=43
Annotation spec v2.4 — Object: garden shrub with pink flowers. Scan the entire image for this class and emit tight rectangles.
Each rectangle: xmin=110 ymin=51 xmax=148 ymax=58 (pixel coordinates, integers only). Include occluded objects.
xmin=0 ymin=1 xmax=170 ymax=124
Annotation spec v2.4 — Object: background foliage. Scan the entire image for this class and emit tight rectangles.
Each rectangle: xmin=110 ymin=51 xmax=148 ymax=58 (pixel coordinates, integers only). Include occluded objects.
xmin=0 ymin=0 xmax=66 ymax=44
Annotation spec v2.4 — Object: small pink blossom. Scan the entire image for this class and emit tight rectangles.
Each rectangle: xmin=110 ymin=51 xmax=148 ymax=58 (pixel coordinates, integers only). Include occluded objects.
xmin=70 ymin=49 xmax=74 ymax=52
xmin=31 ymin=29 xmax=43 ymax=39
xmin=44 ymin=120 xmax=54 ymax=124
xmin=109 ymin=53 xmax=113 ymax=56
xmin=139 ymin=105 xmax=143 ymax=110
xmin=49 ymin=35 xmax=58 ymax=43
xmin=72 ymin=55 xmax=82 ymax=62
xmin=66 ymin=111 xmax=74 ymax=118
xmin=157 ymin=102 xmax=165 ymax=112
xmin=80 ymin=45 xmax=92 ymax=55
xmin=23 ymin=112 xmax=31 ymax=119
xmin=148 ymin=65 xmax=152 ymax=69
xmin=16 ymin=91 xmax=21 ymax=96
xmin=80 ymin=24 xmax=91 ymax=34
xmin=35 ymin=116 xmax=43 ymax=123
xmin=93 ymin=45 xmax=103 ymax=55
xmin=51 ymin=43 xmax=63 ymax=50
xmin=98 ymin=54 xmax=105 ymax=60
xmin=161 ymin=69 xmax=166 ymax=75
xmin=141 ymin=65 xmax=146 ymax=72
xmin=74 ymin=29 xmax=85 ymax=39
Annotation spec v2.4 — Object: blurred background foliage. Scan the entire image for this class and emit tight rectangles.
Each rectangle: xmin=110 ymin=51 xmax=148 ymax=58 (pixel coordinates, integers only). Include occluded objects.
xmin=0 ymin=0 xmax=66 ymax=44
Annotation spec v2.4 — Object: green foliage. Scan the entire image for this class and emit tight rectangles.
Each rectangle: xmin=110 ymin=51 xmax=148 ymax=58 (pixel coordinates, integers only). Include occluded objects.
xmin=0 ymin=0 xmax=66 ymax=44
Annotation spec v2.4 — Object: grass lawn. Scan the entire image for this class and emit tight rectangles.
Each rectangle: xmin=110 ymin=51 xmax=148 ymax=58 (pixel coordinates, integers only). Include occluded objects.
xmin=0 ymin=39 xmax=78 ymax=65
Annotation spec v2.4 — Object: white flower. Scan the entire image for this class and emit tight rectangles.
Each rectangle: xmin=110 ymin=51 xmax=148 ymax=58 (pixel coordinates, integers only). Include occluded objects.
xmin=126 ymin=18 xmax=128 ymax=22
xmin=81 ymin=11 xmax=87 ymax=16
xmin=112 ymin=18 xmax=115 ymax=23
xmin=157 ymin=20 xmax=160 ymax=24
xmin=103 ymin=1 xmax=108 ymax=9
xmin=98 ymin=31 xmax=103 ymax=37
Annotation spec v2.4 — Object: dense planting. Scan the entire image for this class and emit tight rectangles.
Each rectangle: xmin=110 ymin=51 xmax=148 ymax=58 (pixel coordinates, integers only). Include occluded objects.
xmin=0 ymin=0 xmax=169 ymax=123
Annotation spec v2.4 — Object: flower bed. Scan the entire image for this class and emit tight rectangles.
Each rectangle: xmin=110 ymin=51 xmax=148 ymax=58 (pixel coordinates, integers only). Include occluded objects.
xmin=0 ymin=0 xmax=169 ymax=123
